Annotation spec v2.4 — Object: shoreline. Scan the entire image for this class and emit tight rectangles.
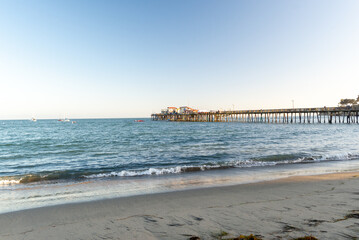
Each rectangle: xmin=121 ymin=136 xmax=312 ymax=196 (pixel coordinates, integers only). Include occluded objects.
xmin=3 ymin=160 xmax=359 ymax=214
xmin=1 ymin=171 xmax=359 ymax=239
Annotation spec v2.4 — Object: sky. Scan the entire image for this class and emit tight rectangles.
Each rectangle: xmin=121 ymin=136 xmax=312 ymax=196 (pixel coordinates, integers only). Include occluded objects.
xmin=0 ymin=0 xmax=358 ymax=119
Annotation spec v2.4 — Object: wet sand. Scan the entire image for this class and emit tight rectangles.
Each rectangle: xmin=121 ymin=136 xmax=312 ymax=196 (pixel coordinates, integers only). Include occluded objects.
xmin=1 ymin=171 xmax=358 ymax=240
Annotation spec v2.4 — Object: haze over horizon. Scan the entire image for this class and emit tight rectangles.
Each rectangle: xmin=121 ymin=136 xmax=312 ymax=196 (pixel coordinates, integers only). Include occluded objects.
xmin=1 ymin=0 xmax=358 ymax=120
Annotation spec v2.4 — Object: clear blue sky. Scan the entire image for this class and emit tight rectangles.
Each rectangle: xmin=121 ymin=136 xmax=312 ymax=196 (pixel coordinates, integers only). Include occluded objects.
xmin=0 ymin=0 xmax=358 ymax=119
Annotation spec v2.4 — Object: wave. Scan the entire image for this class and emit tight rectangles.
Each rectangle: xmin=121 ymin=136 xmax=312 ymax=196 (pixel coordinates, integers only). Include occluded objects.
xmin=0 ymin=170 xmax=83 ymax=185
xmin=0 ymin=179 xmax=20 ymax=185
xmin=252 ymin=152 xmax=359 ymax=164
xmin=2 ymin=152 xmax=359 ymax=184
xmin=83 ymin=161 xmax=273 ymax=179
xmin=319 ymin=153 xmax=359 ymax=161
xmin=84 ymin=152 xmax=359 ymax=179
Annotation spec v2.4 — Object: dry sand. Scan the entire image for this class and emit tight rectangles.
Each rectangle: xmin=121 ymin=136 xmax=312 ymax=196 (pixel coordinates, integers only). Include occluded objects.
xmin=1 ymin=172 xmax=358 ymax=240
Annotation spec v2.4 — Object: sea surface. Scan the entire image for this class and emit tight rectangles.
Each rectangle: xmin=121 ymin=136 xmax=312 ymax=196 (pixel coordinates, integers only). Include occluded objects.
xmin=1 ymin=119 xmax=359 ymax=213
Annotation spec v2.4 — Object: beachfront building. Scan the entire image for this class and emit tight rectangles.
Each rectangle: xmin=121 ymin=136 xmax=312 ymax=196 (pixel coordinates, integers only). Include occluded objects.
xmin=161 ymin=107 xmax=179 ymax=114
xmin=189 ymin=108 xmax=199 ymax=114
xmin=161 ymin=106 xmax=200 ymax=115
xmin=179 ymin=106 xmax=188 ymax=114
xmin=167 ymin=107 xmax=177 ymax=113
xmin=179 ymin=106 xmax=199 ymax=114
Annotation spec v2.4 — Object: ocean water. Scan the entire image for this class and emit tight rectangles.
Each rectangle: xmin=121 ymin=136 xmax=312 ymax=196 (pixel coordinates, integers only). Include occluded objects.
xmin=1 ymin=119 xmax=359 ymax=213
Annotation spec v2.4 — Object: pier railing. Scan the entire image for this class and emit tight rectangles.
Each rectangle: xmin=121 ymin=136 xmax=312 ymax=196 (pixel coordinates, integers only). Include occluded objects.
xmin=151 ymin=106 xmax=359 ymax=124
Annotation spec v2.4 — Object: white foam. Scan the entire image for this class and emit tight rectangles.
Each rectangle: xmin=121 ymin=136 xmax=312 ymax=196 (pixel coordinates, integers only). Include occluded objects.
xmin=235 ymin=160 xmax=277 ymax=167
xmin=83 ymin=161 xmax=279 ymax=179
xmin=318 ymin=152 xmax=359 ymax=161
xmin=85 ymin=166 xmax=185 ymax=178
xmin=0 ymin=179 xmax=20 ymax=185
xmin=82 ymin=152 xmax=359 ymax=179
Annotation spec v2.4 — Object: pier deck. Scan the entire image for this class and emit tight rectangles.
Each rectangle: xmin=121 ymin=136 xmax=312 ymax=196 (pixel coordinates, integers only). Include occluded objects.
xmin=151 ymin=107 xmax=359 ymax=124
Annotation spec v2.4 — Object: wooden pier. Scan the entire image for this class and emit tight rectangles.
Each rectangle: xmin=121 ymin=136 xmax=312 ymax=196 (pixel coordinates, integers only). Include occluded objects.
xmin=151 ymin=107 xmax=359 ymax=124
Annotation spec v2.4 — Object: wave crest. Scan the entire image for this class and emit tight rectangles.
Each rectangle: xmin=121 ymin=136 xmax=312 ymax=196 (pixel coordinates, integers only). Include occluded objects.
xmin=84 ymin=160 xmax=279 ymax=179
xmin=0 ymin=179 xmax=21 ymax=185
xmin=2 ymin=152 xmax=359 ymax=184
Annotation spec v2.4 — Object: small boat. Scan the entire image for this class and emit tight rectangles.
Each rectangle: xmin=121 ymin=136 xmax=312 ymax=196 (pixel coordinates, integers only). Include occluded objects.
xmin=134 ymin=120 xmax=144 ymax=122
xmin=58 ymin=118 xmax=70 ymax=122
xmin=31 ymin=118 xmax=37 ymax=122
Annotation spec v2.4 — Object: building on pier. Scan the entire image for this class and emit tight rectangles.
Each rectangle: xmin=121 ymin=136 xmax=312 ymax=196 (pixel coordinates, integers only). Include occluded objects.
xmin=179 ymin=106 xmax=198 ymax=114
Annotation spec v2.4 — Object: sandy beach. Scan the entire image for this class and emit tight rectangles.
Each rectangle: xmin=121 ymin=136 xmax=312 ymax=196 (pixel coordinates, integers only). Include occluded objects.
xmin=1 ymin=172 xmax=358 ymax=240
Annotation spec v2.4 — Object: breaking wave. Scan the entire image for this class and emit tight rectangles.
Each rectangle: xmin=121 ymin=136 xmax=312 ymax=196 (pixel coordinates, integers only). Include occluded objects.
xmin=2 ymin=152 xmax=359 ymax=184
xmin=0 ymin=179 xmax=21 ymax=185
xmin=84 ymin=152 xmax=359 ymax=179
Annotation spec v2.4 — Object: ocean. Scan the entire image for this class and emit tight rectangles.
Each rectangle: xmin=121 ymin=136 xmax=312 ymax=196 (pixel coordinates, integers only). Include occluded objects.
xmin=1 ymin=119 xmax=359 ymax=213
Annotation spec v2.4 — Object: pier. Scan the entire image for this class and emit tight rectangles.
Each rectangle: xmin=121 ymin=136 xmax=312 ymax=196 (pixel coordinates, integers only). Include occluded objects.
xmin=151 ymin=106 xmax=359 ymax=124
